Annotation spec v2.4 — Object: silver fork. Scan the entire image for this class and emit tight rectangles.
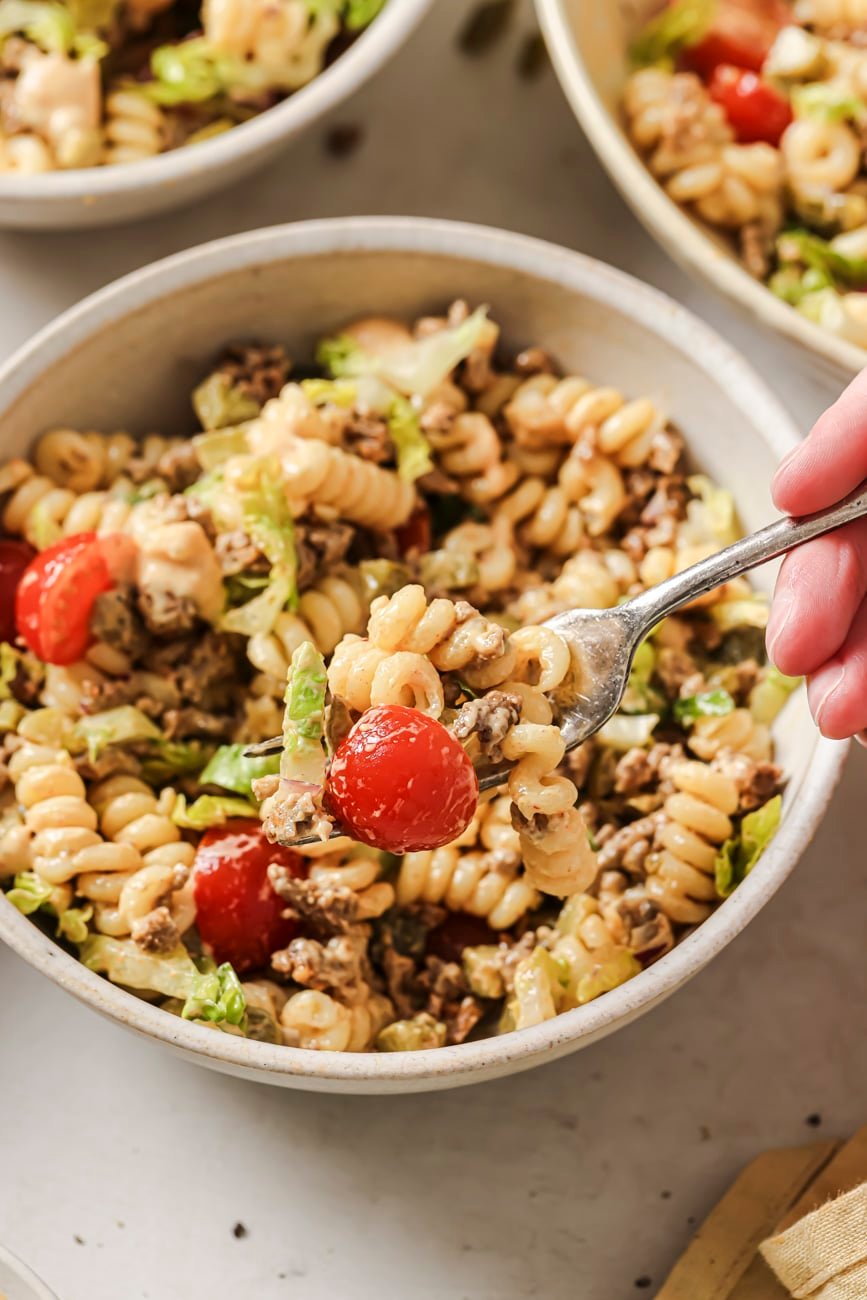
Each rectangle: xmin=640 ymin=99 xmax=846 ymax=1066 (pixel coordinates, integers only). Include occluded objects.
xmin=246 ymin=481 xmax=867 ymax=841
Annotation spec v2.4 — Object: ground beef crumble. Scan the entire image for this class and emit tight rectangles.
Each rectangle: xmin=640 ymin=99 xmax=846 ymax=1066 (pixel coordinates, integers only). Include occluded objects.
xmin=271 ymin=934 xmax=367 ymax=994
xmin=268 ymin=866 xmax=369 ymax=934
xmin=451 ymin=690 xmax=522 ymax=762
xmin=131 ymin=906 xmax=180 ymax=955
xmin=214 ymin=343 xmax=293 ymax=407
xmin=294 ymin=521 xmax=356 ymax=591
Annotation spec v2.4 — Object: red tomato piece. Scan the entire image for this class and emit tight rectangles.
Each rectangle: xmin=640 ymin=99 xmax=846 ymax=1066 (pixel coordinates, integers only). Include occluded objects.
xmin=192 ymin=819 xmax=304 ymax=973
xmin=681 ymin=0 xmax=788 ymax=77
xmin=0 ymin=539 xmax=36 ymax=644
xmin=709 ymin=64 xmax=792 ymax=144
xmin=15 ymin=532 xmax=117 ymax=665
xmin=325 ymin=704 xmax=479 ymax=854
xmin=394 ymin=505 xmax=432 ymax=556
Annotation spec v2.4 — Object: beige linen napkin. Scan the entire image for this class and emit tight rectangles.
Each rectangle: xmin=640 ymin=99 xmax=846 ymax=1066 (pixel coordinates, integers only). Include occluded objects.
xmin=760 ymin=1184 xmax=867 ymax=1299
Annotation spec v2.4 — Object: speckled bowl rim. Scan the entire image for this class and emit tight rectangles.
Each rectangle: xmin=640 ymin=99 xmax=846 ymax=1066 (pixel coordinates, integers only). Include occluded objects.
xmin=535 ymin=0 xmax=867 ymax=381
xmin=0 ymin=0 xmax=433 ymax=203
xmin=0 ymin=1243 xmax=58 ymax=1300
xmin=0 ymin=217 xmax=849 ymax=1089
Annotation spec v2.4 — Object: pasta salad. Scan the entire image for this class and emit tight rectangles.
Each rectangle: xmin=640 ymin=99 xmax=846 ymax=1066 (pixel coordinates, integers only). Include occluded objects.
xmin=0 ymin=0 xmax=384 ymax=173
xmin=0 ymin=303 xmax=793 ymax=1053
xmin=624 ymin=0 xmax=867 ymax=349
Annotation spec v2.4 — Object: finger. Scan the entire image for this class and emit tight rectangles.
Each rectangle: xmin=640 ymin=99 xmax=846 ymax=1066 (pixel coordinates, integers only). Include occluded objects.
xmin=773 ymin=367 xmax=867 ymax=515
xmin=807 ymin=596 xmax=867 ymax=740
xmin=766 ymin=519 xmax=867 ymax=677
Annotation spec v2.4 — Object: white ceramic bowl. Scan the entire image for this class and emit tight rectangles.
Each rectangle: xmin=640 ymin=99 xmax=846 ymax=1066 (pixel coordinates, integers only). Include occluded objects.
xmin=536 ymin=0 xmax=867 ymax=382
xmin=0 ymin=0 xmax=432 ymax=231
xmin=0 ymin=1245 xmax=57 ymax=1300
xmin=0 ymin=217 xmax=847 ymax=1093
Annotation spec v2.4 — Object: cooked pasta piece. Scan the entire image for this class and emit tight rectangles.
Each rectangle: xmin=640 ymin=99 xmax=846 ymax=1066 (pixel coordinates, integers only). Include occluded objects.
xmin=645 ymin=761 xmax=739 ymax=925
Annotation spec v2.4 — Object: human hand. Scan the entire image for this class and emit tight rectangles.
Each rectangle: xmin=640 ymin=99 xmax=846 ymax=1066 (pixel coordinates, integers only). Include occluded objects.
xmin=767 ymin=370 xmax=867 ymax=744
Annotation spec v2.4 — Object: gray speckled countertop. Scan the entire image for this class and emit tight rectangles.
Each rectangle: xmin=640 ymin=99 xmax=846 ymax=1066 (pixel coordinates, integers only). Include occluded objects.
xmin=0 ymin=5 xmax=865 ymax=1298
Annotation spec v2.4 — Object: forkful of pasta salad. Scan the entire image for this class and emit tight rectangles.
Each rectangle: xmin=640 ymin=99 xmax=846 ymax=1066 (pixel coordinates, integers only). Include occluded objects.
xmin=249 ymin=476 xmax=867 ymax=892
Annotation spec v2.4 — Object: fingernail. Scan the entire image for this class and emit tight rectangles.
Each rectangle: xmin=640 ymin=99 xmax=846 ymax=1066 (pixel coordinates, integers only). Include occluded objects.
xmin=811 ymin=665 xmax=846 ymax=732
xmin=766 ymin=589 xmax=793 ymax=662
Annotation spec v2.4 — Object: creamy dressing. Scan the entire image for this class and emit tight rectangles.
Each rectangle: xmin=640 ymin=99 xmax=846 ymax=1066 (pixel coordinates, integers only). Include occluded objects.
xmin=136 ymin=522 xmax=224 ymax=625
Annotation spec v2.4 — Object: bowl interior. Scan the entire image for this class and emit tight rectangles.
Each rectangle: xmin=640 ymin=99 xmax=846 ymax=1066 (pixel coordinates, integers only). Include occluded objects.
xmin=539 ymin=0 xmax=867 ymax=380
xmin=0 ymin=222 xmax=835 ymax=1088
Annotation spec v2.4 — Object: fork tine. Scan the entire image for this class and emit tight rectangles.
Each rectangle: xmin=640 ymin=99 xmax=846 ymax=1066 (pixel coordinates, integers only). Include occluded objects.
xmin=243 ymin=736 xmax=284 ymax=758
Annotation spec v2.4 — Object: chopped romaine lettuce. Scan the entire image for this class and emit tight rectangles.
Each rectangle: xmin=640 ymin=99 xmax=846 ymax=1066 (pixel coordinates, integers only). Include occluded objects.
xmin=192 ymin=426 xmax=251 ymax=471
xmin=0 ymin=0 xmax=72 ymax=50
xmin=343 ymin=0 xmax=386 ymax=29
xmin=797 ymin=288 xmax=867 ymax=347
xmin=67 ymin=0 xmax=119 ymax=29
xmin=763 ymin=26 xmax=825 ymax=81
xmin=300 ymin=377 xmax=359 ymax=408
xmin=674 ymin=689 xmax=735 ymax=725
xmin=715 ymin=795 xmax=782 ymax=898
xmin=181 ymin=960 xmax=246 ymax=1025
xmin=146 ymin=39 xmax=227 ymax=104
xmin=575 ymin=949 xmax=641 ymax=1005
xmin=597 ymin=713 xmax=660 ymax=750
xmin=630 ymin=0 xmax=716 ymax=68
xmin=0 ymin=699 xmax=24 ymax=733
xmin=6 ymin=871 xmax=53 ymax=915
xmin=418 ymin=549 xmax=480 ymax=591
xmin=317 ymin=307 xmax=489 ymax=399
xmin=792 ymin=83 xmax=865 ymax=124
xmin=193 ymin=373 xmax=261 ymax=431
xmin=356 ymin=559 xmax=412 ymax=603
xmin=388 ymin=394 xmax=433 ymax=482
xmin=711 ymin=592 xmax=769 ymax=632
xmin=685 ymin=475 xmax=739 ymax=546
xmin=218 ymin=456 xmax=297 ymax=636
xmin=749 ymin=666 xmax=801 ymax=724
xmin=462 ymin=945 xmax=506 ymax=999
xmin=0 ymin=640 xmax=23 ymax=701
xmin=769 ymin=264 xmax=834 ymax=306
xmin=778 ymin=229 xmax=867 ymax=288
xmin=199 ymin=743 xmax=280 ymax=798
xmin=81 ymin=935 xmax=246 ymax=1026
xmin=74 ymin=705 xmax=163 ymax=761
xmin=140 ymin=741 xmax=210 ymax=785
xmin=171 ymin=793 xmax=258 ymax=830
xmin=376 ymin=1012 xmax=447 ymax=1051
xmin=56 ymin=904 xmax=93 ymax=945
xmin=280 ymin=641 xmax=327 ymax=788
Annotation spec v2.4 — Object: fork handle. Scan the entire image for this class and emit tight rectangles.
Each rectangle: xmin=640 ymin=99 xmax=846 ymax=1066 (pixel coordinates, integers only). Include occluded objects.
xmin=626 ymin=479 xmax=867 ymax=634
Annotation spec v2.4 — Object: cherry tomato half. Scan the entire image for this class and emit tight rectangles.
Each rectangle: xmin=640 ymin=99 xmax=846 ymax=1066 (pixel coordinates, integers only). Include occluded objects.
xmin=192 ymin=820 xmax=304 ymax=973
xmin=680 ymin=0 xmax=788 ymax=77
xmin=709 ymin=64 xmax=793 ymax=145
xmin=325 ymin=704 xmax=479 ymax=854
xmin=15 ymin=532 xmax=117 ymax=665
xmin=0 ymin=539 xmax=36 ymax=644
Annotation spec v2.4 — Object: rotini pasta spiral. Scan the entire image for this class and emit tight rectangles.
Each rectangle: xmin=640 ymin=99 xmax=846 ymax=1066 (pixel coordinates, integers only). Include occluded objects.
xmin=278 ymin=436 xmax=416 ymax=530
xmin=505 ymin=373 xmax=665 ymax=467
xmin=203 ymin=0 xmax=339 ymax=88
xmin=248 ymin=575 xmax=369 ymax=682
xmin=427 ymin=412 xmax=519 ymax=503
xmin=794 ymin=0 xmax=867 ymax=32
xmin=781 ymin=118 xmax=861 ymax=196
xmin=104 ymin=90 xmax=165 ymax=165
xmin=687 ymin=709 xmax=773 ymax=763
xmin=0 ymin=131 xmax=53 ymax=173
xmin=307 ymin=849 xmax=395 ymax=921
xmin=645 ymin=761 xmax=739 ymax=924
xmin=6 ymin=711 xmax=141 ymax=889
xmin=280 ymin=987 xmax=391 ymax=1052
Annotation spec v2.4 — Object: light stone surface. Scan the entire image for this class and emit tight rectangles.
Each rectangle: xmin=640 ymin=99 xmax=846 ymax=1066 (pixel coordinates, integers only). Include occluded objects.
xmin=0 ymin=4 xmax=864 ymax=1297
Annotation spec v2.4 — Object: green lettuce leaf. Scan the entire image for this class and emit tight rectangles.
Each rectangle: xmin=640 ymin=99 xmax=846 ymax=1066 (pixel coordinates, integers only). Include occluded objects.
xmin=6 ymin=871 xmax=53 ymax=916
xmin=280 ymin=641 xmax=327 ymax=787
xmin=0 ymin=641 xmax=22 ymax=701
xmin=199 ymin=743 xmax=280 ymax=798
xmin=792 ymin=83 xmax=865 ymax=124
xmin=171 ymin=793 xmax=258 ymax=830
xmin=343 ymin=0 xmax=386 ymax=30
xmin=376 ymin=1013 xmax=446 ymax=1051
xmin=630 ymin=0 xmax=716 ymax=68
xmin=315 ymin=334 xmax=369 ymax=378
xmin=0 ymin=0 xmax=108 ymax=54
xmin=300 ymin=376 xmax=359 ymax=408
xmin=769 ymin=265 xmax=834 ymax=306
xmin=192 ymin=426 xmax=250 ymax=471
xmin=193 ymin=373 xmax=261 ymax=431
xmin=81 ymin=936 xmax=246 ymax=1026
xmin=181 ymin=960 xmax=246 ymax=1025
xmin=597 ymin=713 xmax=660 ymax=750
xmin=749 ymin=666 xmax=801 ymax=724
xmin=388 ymin=394 xmax=433 ymax=482
xmin=777 ymin=229 xmax=867 ymax=289
xmin=715 ymin=795 xmax=782 ymax=898
xmin=674 ymin=689 xmax=735 ymax=726
xmin=140 ymin=741 xmax=210 ymax=785
xmin=56 ymin=904 xmax=93 ymax=944
xmin=218 ymin=456 xmax=298 ymax=636
xmin=74 ymin=705 xmax=163 ymax=761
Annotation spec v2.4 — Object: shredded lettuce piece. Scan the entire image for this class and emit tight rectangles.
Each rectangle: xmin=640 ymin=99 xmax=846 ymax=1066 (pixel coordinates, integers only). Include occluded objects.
xmin=317 ymin=308 xmax=489 ymax=399
xmin=376 ymin=1013 xmax=447 ymax=1051
xmin=418 ymin=549 xmax=479 ymax=592
xmin=171 ymin=793 xmax=258 ymax=830
xmin=192 ymin=426 xmax=250 ymax=471
xmin=193 ymin=373 xmax=261 ymax=431
xmin=797 ymin=287 xmax=867 ymax=347
xmin=67 ymin=0 xmax=119 ymax=29
xmin=199 ymin=743 xmax=280 ymax=798
xmin=0 ymin=0 xmax=107 ymax=54
xmin=81 ymin=936 xmax=246 ymax=1026
xmin=181 ymin=961 xmax=246 ymax=1025
xmin=711 ymin=592 xmax=769 ymax=632
xmin=280 ymin=642 xmax=327 ymax=788
xmin=388 ymin=394 xmax=433 ymax=482
xmin=56 ymin=904 xmax=93 ymax=944
xmin=749 ymin=667 xmax=801 ymax=724
xmin=218 ymin=456 xmax=298 ymax=636
xmin=630 ymin=0 xmax=716 ymax=68
xmin=715 ymin=795 xmax=782 ymax=898
xmin=146 ymin=39 xmax=227 ymax=104
xmin=0 ymin=699 xmax=24 ymax=733
xmin=462 ymin=945 xmax=506 ymax=999
xmin=621 ymin=639 xmax=666 ymax=715
xmin=6 ymin=871 xmax=53 ymax=915
xmin=343 ymin=0 xmax=386 ymax=29
xmin=300 ymin=376 xmax=359 ymax=408
xmin=769 ymin=264 xmax=834 ymax=306
xmin=140 ymin=742 xmax=209 ymax=785
xmin=778 ymin=229 xmax=867 ymax=289
xmin=685 ymin=475 xmax=740 ymax=546
xmin=0 ymin=641 xmax=21 ymax=701
xmin=674 ymin=689 xmax=735 ymax=725
xmin=597 ymin=713 xmax=660 ymax=750
xmin=74 ymin=705 xmax=163 ymax=761
xmin=792 ymin=83 xmax=865 ymax=124
xmin=764 ymin=26 xmax=825 ymax=81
